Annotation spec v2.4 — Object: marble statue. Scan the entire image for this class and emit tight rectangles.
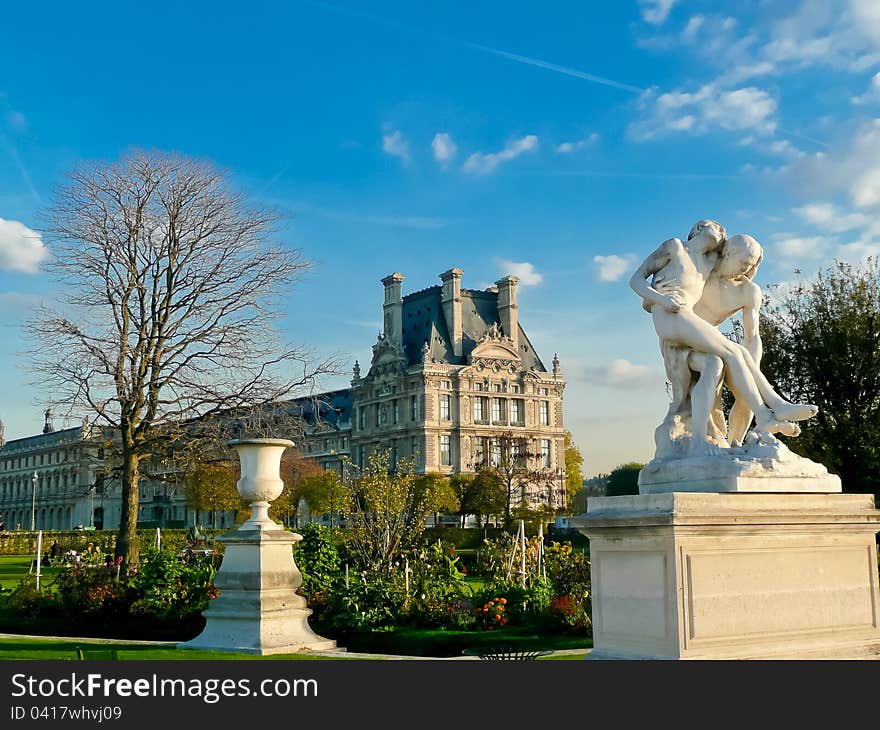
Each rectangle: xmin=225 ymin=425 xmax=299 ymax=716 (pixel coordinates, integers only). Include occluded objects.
xmin=629 ymin=220 xmax=839 ymax=492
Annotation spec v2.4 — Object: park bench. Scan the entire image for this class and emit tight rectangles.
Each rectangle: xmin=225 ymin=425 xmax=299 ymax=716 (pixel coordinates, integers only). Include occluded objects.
xmin=462 ymin=646 xmax=553 ymax=661
xmin=75 ymin=647 xmax=119 ymax=660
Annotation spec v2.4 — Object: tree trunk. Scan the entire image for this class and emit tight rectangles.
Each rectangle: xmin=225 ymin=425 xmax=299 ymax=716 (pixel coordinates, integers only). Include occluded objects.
xmin=115 ymin=448 xmax=141 ymax=569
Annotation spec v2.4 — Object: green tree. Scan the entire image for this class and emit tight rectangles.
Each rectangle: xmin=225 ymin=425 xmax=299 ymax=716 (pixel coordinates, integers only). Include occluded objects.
xmin=300 ymin=470 xmax=352 ymax=527
xmin=450 ymin=473 xmax=476 ymax=527
xmin=605 ymin=463 xmax=644 ymax=497
xmin=469 ymin=468 xmax=507 ymax=527
xmin=182 ymin=460 xmax=243 ymax=528
xmin=760 ymin=259 xmax=880 ymax=493
xmin=563 ymin=431 xmax=585 ymax=512
xmin=410 ymin=472 xmax=459 ymax=528
xmin=344 ymin=449 xmax=446 ymax=572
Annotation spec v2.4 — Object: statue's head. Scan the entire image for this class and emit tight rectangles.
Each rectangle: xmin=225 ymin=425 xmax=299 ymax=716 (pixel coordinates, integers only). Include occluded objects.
xmin=716 ymin=233 xmax=763 ymax=280
xmin=687 ymin=219 xmax=726 ymax=248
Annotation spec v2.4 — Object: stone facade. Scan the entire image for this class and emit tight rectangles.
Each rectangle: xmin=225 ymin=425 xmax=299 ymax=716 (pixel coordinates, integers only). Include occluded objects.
xmin=0 ymin=267 xmax=568 ymax=529
xmin=310 ymin=268 xmax=567 ymax=510
xmin=0 ymin=413 xmax=108 ymax=531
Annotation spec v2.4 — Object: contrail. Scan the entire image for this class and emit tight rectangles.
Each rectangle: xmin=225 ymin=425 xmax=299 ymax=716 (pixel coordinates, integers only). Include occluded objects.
xmin=0 ymin=133 xmax=43 ymax=206
xmin=301 ymin=0 xmax=643 ymax=95
xmin=466 ymin=43 xmax=644 ymax=95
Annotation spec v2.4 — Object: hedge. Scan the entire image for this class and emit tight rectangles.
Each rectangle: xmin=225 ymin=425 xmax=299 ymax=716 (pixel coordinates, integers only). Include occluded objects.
xmin=0 ymin=529 xmax=227 ymax=556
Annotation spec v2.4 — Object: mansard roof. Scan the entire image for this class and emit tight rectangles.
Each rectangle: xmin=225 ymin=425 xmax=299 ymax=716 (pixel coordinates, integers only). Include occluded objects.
xmin=280 ymin=389 xmax=353 ymax=430
xmin=0 ymin=426 xmax=91 ymax=454
xmin=400 ymin=286 xmax=546 ymax=371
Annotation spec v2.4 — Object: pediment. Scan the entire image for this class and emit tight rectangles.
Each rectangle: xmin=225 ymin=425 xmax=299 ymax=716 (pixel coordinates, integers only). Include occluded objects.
xmin=470 ymin=340 xmax=520 ymax=361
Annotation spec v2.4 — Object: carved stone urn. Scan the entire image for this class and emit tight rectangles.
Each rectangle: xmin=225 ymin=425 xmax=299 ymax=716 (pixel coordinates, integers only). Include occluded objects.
xmin=181 ymin=438 xmax=337 ymax=655
xmin=230 ymin=438 xmax=292 ymax=530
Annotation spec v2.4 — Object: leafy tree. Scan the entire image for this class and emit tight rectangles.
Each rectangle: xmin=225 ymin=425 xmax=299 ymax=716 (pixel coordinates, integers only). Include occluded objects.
xmin=449 ymin=473 xmax=476 ymax=527
xmin=344 ymin=449 xmax=444 ymax=572
xmin=760 ymin=259 xmax=880 ymax=493
xmin=472 ymin=432 xmax=557 ymax=526
xmin=469 ymin=468 xmax=508 ymax=527
xmin=563 ymin=431 xmax=585 ymax=512
xmin=29 ymin=151 xmax=330 ymax=566
xmin=278 ymin=450 xmax=324 ymax=525
xmin=605 ymin=463 xmax=644 ymax=497
xmin=410 ymin=472 xmax=459 ymax=528
xmin=299 ymin=470 xmax=351 ymax=527
xmin=182 ymin=460 xmax=243 ymax=528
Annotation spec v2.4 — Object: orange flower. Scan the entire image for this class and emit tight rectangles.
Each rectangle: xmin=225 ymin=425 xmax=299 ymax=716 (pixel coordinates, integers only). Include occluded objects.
xmin=499 ymin=598 xmax=507 ymax=605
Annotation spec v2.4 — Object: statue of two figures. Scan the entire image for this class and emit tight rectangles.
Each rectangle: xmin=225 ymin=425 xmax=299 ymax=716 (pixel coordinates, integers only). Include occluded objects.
xmin=630 ymin=220 xmax=840 ymax=492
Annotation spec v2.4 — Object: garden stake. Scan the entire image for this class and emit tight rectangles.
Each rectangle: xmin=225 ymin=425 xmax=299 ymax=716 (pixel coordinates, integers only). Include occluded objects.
xmin=35 ymin=530 xmax=42 ymax=591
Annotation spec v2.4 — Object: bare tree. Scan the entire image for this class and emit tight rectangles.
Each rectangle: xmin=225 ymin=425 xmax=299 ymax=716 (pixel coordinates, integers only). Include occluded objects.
xmin=469 ymin=432 xmax=559 ymax=527
xmin=28 ymin=150 xmax=333 ymax=566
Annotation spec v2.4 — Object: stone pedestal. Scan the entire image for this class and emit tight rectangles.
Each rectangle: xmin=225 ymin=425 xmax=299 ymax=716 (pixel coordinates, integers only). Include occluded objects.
xmin=574 ymin=492 xmax=880 ymax=659
xmin=182 ymin=529 xmax=336 ymax=655
xmin=181 ymin=438 xmax=336 ymax=655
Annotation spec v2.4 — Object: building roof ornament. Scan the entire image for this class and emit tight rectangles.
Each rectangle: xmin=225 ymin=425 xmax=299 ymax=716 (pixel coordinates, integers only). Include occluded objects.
xmin=43 ymin=408 xmax=55 ymax=434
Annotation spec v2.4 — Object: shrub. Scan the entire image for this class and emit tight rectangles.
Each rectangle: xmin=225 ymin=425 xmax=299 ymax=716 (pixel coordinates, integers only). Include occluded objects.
xmin=129 ymin=547 xmax=218 ymax=621
xmin=293 ymin=524 xmax=342 ymax=597
xmin=404 ymin=541 xmax=472 ymax=628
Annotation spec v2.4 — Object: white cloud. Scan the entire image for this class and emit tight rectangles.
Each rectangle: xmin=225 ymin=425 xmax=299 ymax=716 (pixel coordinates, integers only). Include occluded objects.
xmin=772 ymin=233 xmax=830 ymax=259
xmin=638 ymin=0 xmax=677 ymax=26
xmin=851 ymin=71 xmax=880 ymax=104
xmin=793 ymin=202 xmax=868 ymax=232
xmin=382 ymin=129 xmax=410 ymax=164
xmin=463 ymin=135 xmax=538 ymax=175
xmin=586 ymin=359 xmax=664 ymax=389
xmin=593 ymin=254 xmax=636 ymax=282
xmin=681 ymin=15 xmax=705 ymax=41
xmin=432 ymin=132 xmax=457 ymax=164
xmin=555 ymin=133 xmax=599 ymax=154
xmin=630 ymin=84 xmax=777 ymax=140
xmin=0 ymin=218 xmax=47 ymax=274
xmin=496 ymin=259 xmax=543 ymax=286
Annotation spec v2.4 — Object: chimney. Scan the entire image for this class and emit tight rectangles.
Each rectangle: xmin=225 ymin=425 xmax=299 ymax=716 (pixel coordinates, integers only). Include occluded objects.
xmin=440 ymin=268 xmax=464 ymax=357
xmin=495 ymin=275 xmax=519 ymax=349
xmin=381 ymin=273 xmax=405 ymax=345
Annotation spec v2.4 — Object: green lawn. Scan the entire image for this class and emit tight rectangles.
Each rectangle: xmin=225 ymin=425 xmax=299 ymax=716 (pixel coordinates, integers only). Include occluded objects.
xmin=0 ymin=637 xmax=351 ymax=660
xmin=337 ymin=626 xmax=591 ymax=657
xmin=0 ymin=555 xmax=61 ymax=590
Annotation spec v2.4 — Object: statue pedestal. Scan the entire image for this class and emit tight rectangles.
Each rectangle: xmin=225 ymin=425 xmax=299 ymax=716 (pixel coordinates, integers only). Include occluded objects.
xmin=574 ymin=492 xmax=880 ymax=659
xmin=181 ymin=528 xmax=337 ymax=655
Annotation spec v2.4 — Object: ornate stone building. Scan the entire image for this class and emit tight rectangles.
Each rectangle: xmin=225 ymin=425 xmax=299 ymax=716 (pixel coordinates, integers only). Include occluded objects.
xmin=0 ymin=411 xmax=110 ymax=531
xmin=0 ymin=267 xmax=567 ymax=530
xmin=330 ymin=268 xmax=567 ymax=509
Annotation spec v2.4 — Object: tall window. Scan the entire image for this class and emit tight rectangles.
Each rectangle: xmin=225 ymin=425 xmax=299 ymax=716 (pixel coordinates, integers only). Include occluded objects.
xmin=475 ymin=438 xmax=486 ymax=466
xmin=540 ymin=400 xmax=550 ymax=426
xmin=491 ymin=440 xmax=502 ymax=467
xmin=359 ymin=407 xmax=366 ymax=430
xmin=410 ymin=395 xmax=419 ymax=421
xmin=473 ymin=397 xmax=484 ymax=422
xmin=440 ymin=394 xmax=452 ymax=421
xmin=393 ymin=400 xmax=400 ymax=424
xmin=411 ymin=436 xmax=419 ymax=461
xmin=492 ymin=398 xmax=504 ymax=422
xmin=440 ymin=435 xmax=452 ymax=466
xmin=541 ymin=439 xmax=552 ymax=468
xmin=510 ymin=400 xmax=522 ymax=424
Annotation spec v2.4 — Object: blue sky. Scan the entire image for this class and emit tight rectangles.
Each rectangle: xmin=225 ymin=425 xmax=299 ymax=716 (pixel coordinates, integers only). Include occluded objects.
xmin=3 ymin=0 xmax=880 ymax=475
